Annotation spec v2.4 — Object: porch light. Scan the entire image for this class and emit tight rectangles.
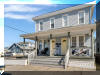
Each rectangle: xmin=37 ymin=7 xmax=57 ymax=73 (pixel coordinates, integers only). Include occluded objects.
xmin=52 ymin=40 xmax=55 ymax=43
xmin=63 ymin=40 xmax=66 ymax=42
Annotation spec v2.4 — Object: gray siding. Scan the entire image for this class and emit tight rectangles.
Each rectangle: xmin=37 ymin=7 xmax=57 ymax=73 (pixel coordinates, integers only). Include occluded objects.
xmin=68 ymin=10 xmax=78 ymax=26
xmin=35 ymin=7 xmax=90 ymax=32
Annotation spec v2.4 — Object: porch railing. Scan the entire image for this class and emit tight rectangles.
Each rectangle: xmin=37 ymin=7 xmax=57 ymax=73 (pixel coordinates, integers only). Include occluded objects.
xmin=70 ymin=47 xmax=91 ymax=57
xmin=64 ymin=49 xmax=69 ymax=69
xmin=28 ymin=49 xmax=36 ymax=64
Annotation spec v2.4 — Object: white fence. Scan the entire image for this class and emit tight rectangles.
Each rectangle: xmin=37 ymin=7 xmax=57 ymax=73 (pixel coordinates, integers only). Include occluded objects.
xmin=5 ymin=59 xmax=28 ymax=65
xmin=28 ymin=50 xmax=36 ymax=64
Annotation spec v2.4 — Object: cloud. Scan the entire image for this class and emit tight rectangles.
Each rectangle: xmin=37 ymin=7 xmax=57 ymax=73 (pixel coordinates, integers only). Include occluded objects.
xmin=5 ymin=5 xmax=42 ymax=12
xmin=4 ymin=4 xmax=42 ymax=21
xmin=4 ymin=4 xmax=58 ymax=21
xmin=86 ymin=1 xmax=96 ymax=4
xmin=5 ymin=13 xmax=34 ymax=21
xmin=0 ymin=18 xmax=4 ymax=26
xmin=3 ymin=0 xmax=53 ymax=4
xmin=0 ymin=4 xmax=4 ymax=18
xmin=33 ymin=0 xmax=52 ymax=4
xmin=0 ymin=26 xmax=4 ymax=51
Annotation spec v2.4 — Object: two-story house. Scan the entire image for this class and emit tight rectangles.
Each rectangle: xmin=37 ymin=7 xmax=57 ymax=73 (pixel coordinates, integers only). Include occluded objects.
xmin=20 ymin=4 xmax=96 ymax=69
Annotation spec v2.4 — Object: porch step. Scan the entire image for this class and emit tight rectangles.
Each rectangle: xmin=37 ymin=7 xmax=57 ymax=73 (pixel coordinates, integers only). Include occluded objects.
xmin=29 ymin=56 xmax=64 ymax=68
xmin=68 ymin=58 xmax=96 ymax=69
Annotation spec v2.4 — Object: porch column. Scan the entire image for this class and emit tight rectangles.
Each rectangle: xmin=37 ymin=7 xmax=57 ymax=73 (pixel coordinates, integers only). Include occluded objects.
xmin=68 ymin=32 xmax=71 ymax=56
xmin=91 ymin=29 xmax=94 ymax=58
xmin=42 ymin=40 xmax=44 ymax=50
xmin=35 ymin=36 xmax=38 ymax=57
xmin=23 ymin=38 xmax=25 ymax=44
xmin=50 ymin=34 xmax=54 ymax=56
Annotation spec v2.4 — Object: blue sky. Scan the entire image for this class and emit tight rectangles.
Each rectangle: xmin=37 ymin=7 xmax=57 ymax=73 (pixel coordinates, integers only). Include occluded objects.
xmin=0 ymin=0 xmax=98 ymax=4
xmin=4 ymin=0 xmax=97 ymax=47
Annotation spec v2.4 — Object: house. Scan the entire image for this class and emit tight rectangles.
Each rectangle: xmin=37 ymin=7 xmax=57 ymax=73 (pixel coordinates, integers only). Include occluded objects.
xmin=20 ymin=4 xmax=96 ymax=69
xmin=7 ymin=42 xmax=35 ymax=57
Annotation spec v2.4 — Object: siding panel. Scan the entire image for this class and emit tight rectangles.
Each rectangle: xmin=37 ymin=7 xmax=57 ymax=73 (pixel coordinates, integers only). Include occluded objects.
xmin=35 ymin=7 xmax=90 ymax=32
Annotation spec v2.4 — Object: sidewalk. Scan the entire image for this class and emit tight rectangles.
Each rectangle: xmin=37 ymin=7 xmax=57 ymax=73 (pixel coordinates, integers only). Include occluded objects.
xmin=5 ymin=65 xmax=95 ymax=71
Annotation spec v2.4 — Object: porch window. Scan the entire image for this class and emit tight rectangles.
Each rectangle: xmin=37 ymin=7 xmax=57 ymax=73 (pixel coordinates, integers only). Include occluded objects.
xmin=62 ymin=15 xmax=67 ymax=26
xmin=79 ymin=11 xmax=85 ymax=24
xmin=50 ymin=18 xmax=54 ymax=29
xmin=39 ymin=21 xmax=43 ymax=31
xmin=79 ymin=36 xmax=84 ymax=47
xmin=72 ymin=37 xmax=76 ymax=47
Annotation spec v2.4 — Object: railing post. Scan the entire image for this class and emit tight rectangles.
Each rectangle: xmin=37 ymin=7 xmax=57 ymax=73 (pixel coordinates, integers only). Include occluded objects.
xmin=23 ymin=38 xmax=25 ymax=44
xmin=50 ymin=34 xmax=53 ymax=56
xmin=91 ymin=29 xmax=94 ymax=58
xmin=64 ymin=32 xmax=71 ymax=70
xmin=68 ymin=32 xmax=70 ymax=56
xmin=35 ymin=36 xmax=38 ymax=57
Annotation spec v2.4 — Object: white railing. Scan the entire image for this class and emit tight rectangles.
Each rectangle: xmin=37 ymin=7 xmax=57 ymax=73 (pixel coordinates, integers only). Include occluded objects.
xmin=71 ymin=47 xmax=91 ymax=57
xmin=28 ymin=50 xmax=36 ymax=64
xmin=64 ymin=49 xmax=69 ymax=69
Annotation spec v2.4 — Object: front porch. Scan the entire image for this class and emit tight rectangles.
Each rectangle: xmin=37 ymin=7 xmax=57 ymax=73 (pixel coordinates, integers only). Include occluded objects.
xmin=21 ymin=24 xmax=96 ymax=58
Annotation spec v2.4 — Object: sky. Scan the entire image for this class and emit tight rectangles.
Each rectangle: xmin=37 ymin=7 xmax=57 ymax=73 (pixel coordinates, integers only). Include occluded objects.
xmin=0 ymin=0 xmax=98 ymax=4
xmin=0 ymin=0 xmax=98 ymax=49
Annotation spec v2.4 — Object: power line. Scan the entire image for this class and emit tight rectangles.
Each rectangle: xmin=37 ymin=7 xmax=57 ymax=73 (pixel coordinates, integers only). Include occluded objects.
xmin=5 ymin=25 xmax=28 ymax=33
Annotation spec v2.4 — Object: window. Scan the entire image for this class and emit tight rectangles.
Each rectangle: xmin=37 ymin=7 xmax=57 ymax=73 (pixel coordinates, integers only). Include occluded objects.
xmin=79 ymin=36 xmax=84 ymax=47
xmin=72 ymin=37 xmax=76 ymax=47
xmin=39 ymin=21 xmax=43 ymax=31
xmin=50 ymin=18 xmax=54 ymax=29
xmin=79 ymin=11 xmax=84 ymax=24
xmin=62 ymin=15 xmax=67 ymax=26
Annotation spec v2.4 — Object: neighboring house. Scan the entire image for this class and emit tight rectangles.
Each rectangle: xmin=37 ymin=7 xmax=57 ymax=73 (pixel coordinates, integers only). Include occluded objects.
xmin=8 ymin=42 xmax=35 ymax=56
xmin=96 ymin=21 xmax=100 ymax=54
xmin=21 ymin=4 xmax=96 ymax=69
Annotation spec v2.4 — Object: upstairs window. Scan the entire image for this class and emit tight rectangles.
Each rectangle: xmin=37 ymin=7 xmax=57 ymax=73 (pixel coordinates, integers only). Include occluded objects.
xmin=79 ymin=11 xmax=85 ymax=24
xmin=62 ymin=15 xmax=67 ymax=26
xmin=39 ymin=21 xmax=43 ymax=31
xmin=79 ymin=36 xmax=84 ymax=47
xmin=72 ymin=37 xmax=76 ymax=47
xmin=50 ymin=18 xmax=54 ymax=29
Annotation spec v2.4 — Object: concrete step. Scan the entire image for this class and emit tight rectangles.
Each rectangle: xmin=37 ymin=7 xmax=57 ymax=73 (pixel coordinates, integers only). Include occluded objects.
xmin=30 ymin=56 xmax=64 ymax=68
xmin=31 ymin=63 xmax=64 ymax=68
xmin=36 ymin=56 xmax=63 ymax=59
xmin=33 ymin=59 xmax=61 ymax=62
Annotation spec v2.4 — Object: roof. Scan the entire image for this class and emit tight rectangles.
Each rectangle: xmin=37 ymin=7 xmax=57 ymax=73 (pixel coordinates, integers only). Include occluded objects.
xmin=18 ymin=42 xmax=34 ymax=44
xmin=20 ymin=24 xmax=96 ymax=40
xmin=32 ymin=4 xmax=94 ymax=21
xmin=8 ymin=43 xmax=34 ymax=50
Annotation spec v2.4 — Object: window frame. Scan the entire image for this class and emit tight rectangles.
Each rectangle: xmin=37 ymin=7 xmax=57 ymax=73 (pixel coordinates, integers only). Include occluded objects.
xmin=50 ymin=18 xmax=55 ymax=29
xmin=62 ymin=14 xmax=68 ymax=27
xmin=39 ymin=21 xmax=43 ymax=31
xmin=71 ymin=36 xmax=77 ymax=47
xmin=78 ymin=11 xmax=85 ymax=25
xmin=79 ymin=35 xmax=85 ymax=47
xmin=71 ymin=35 xmax=85 ymax=47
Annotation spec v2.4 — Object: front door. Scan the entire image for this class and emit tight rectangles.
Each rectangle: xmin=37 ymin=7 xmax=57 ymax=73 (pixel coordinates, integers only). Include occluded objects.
xmin=61 ymin=38 xmax=67 ymax=55
xmin=55 ymin=39 xmax=61 ymax=56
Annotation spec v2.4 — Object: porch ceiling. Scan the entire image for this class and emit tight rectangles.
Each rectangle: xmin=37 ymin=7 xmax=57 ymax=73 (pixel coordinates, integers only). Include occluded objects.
xmin=20 ymin=24 xmax=96 ymax=40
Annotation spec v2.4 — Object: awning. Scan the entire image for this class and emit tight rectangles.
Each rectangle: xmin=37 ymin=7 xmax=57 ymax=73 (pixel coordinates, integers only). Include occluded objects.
xmin=20 ymin=24 xmax=96 ymax=40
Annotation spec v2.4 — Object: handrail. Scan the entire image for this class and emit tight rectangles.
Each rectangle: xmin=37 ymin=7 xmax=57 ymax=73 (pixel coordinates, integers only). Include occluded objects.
xmin=28 ymin=49 xmax=36 ymax=64
xmin=64 ymin=49 xmax=69 ymax=69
